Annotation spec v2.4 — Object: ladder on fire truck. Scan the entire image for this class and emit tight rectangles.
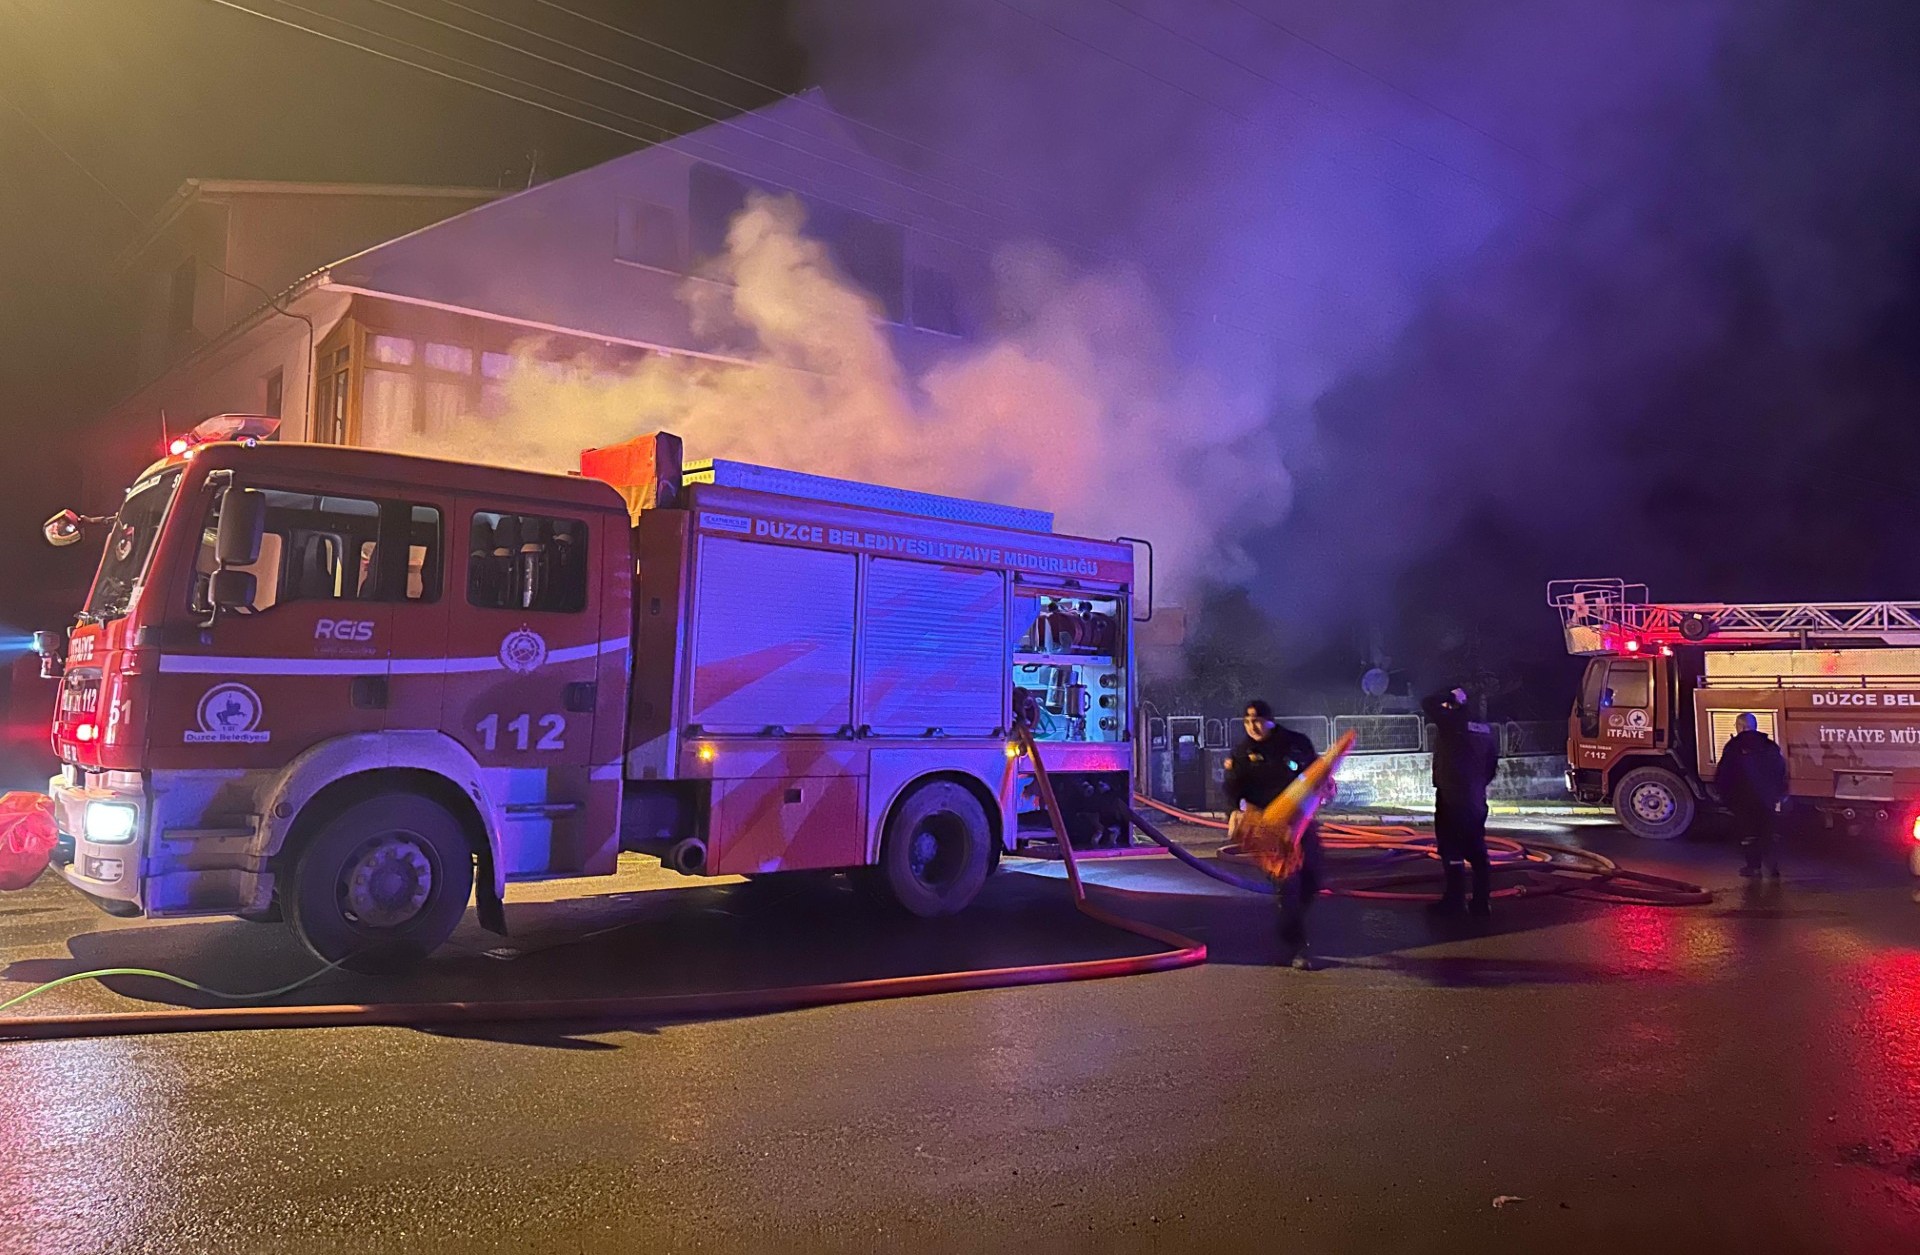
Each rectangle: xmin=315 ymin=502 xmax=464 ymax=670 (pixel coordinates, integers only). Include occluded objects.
xmin=1548 ymin=578 xmax=1920 ymax=655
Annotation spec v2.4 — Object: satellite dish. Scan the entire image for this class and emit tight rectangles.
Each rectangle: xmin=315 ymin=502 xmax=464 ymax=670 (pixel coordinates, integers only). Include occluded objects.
xmin=1360 ymin=667 xmax=1389 ymax=697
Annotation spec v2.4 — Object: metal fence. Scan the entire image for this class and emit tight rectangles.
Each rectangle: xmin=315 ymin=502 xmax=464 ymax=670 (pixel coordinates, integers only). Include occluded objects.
xmin=1500 ymin=720 xmax=1566 ymax=756
xmin=1331 ymin=714 xmax=1426 ymax=754
xmin=1148 ymin=713 xmax=1566 ymax=759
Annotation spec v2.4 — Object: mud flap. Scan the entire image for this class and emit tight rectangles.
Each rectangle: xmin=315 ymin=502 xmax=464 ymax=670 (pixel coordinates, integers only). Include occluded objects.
xmin=476 ymin=879 xmax=508 ymax=936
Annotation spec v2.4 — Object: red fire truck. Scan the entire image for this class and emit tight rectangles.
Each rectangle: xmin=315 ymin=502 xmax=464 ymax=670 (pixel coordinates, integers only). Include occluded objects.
xmin=34 ymin=417 xmax=1142 ymax=968
xmin=1552 ymin=577 xmax=1920 ymax=877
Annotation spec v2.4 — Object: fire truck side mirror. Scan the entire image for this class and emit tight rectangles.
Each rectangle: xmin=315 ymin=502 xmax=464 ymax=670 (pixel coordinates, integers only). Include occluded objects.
xmin=209 ymin=569 xmax=257 ymax=612
xmin=215 ymin=489 xmax=267 ymax=568
xmin=42 ymin=509 xmax=85 ymax=547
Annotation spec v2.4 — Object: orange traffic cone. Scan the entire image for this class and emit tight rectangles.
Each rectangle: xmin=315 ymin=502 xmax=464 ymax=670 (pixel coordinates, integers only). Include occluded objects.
xmin=1234 ymin=730 xmax=1356 ymax=880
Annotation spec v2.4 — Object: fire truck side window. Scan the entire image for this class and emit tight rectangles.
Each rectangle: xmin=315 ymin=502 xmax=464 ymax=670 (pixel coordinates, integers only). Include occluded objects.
xmin=1605 ymin=659 xmax=1653 ymax=709
xmin=467 ymin=511 xmax=588 ymax=613
xmin=193 ymin=490 xmax=441 ymax=612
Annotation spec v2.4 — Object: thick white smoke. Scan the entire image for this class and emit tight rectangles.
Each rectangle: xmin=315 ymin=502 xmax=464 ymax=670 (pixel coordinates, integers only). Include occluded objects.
xmin=417 ymin=192 xmax=1288 ymax=587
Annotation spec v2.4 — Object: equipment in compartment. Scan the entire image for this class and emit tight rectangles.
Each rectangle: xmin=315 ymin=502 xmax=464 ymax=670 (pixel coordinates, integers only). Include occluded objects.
xmin=1013 ymin=591 xmax=1125 ymax=743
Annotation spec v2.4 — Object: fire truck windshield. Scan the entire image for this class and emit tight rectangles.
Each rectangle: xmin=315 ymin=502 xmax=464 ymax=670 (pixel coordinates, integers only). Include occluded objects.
xmin=83 ymin=468 xmax=183 ymax=623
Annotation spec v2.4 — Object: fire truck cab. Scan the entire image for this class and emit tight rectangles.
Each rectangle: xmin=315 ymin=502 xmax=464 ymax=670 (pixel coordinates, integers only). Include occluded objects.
xmin=39 ymin=419 xmax=1141 ymax=968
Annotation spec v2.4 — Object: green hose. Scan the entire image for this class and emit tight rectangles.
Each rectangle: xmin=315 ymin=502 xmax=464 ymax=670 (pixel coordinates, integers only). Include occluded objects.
xmin=0 ymin=959 xmax=348 ymax=1016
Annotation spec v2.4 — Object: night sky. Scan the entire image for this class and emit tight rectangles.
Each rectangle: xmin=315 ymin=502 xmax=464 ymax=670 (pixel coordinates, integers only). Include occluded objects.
xmin=5 ymin=1 xmax=1920 ymax=718
xmin=0 ymin=0 xmax=801 ymax=600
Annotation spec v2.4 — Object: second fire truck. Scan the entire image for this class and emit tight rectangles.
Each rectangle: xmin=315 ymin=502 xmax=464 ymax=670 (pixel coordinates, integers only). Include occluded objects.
xmin=1552 ymin=576 xmax=1920 ymax=871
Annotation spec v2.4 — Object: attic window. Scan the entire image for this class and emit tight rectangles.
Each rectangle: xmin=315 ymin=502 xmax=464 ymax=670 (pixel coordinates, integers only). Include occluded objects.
xmin=617 ymin=200 xmax=682 ymax=272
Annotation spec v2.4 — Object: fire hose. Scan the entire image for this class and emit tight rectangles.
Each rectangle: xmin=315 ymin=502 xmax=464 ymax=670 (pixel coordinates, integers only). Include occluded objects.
xmin=0 ymin=734 xmax=1205 ymax=1044
xmin=0 ymin=741 xmax=1709 ymax=1043
xmin=1130 ymin=795 xmax=1713 ymax=907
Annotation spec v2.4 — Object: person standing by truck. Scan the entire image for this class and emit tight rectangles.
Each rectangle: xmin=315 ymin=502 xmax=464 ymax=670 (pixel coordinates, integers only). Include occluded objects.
xmin=1716 ymin=713 xmax=1788 ymax=878
xmin=1423 ymin=687 xmax=1500 ymax=917
xmin=1224 ymin=699 xmax=1323 ymax=969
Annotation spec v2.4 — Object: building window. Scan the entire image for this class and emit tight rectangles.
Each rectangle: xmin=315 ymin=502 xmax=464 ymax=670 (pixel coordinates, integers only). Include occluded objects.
xmin=687 ymin=163 xmax=907 ymax=323
xmin=360 ymin=334 xmax=523 ymax=445
xmin=815 ymin=205 xmax=905 ymax=324
xmin=910 ymin=266 xmax=961 ymax=336
xmin=263 ymin=369 xmax=284 ymax=419
xmin=167 ymin=257 xmax=197 ymax=350
xmin=689 ymin=165 xmax=750 ymax=263
xmin=616 ymin=200 xmax=682 ymax=271
xmin=314 ymin=345 xmax=350 ymax=444
xmin=467 ymin=511 xmax=588 ymax=614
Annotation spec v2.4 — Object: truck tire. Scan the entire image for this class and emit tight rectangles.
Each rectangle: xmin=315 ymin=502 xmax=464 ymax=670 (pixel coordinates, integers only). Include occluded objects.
xmin=284 ymin=791 xmax=475 ymax=973
xmin=1614 ymin=766 xmax=1696 ymax=841
xmin=873 ymin=781 xmax=992 ymax=917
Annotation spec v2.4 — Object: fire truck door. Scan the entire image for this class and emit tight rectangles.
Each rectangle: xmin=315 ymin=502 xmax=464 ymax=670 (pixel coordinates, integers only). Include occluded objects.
xmin=443 ymin=503 xmax=607 ymax=878
xmin=150 ymin=485 xmax=400 ymax=774
xmin=1598 ymin=657 xmax=1656 ymax=748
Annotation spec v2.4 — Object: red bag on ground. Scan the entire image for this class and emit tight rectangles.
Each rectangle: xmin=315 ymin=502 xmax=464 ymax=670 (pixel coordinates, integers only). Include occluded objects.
xmin=0 ymin=792 xmax=57 ymax=891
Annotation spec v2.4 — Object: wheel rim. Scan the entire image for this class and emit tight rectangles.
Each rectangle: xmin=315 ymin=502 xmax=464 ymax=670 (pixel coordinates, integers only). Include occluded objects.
xmin=337 ymin=832 xmax=435 ymax=929
xmin=1630 ymin=782 xmax=1676 ymax=826
xmin=906 ymin=812 xmax=966 ymax=888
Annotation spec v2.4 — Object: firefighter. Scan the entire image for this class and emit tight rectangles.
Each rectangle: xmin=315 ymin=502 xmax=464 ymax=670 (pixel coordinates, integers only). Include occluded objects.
xmin=1423 ymin=686 xmax=1500 ymax=917
xmin=1224 ymin=699 xmax=1323 ymax=969
xmin=1716 ymin=712 xmax=1787 ymax=878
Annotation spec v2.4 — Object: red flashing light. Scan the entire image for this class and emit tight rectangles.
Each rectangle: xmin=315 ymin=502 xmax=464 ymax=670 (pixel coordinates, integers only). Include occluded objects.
xmin=1660 ymin=645 xmax=1675 ymax=658
xmin=73 ymin=722 xmax=98 ymax=743
xmin=1910 ymin=815 xmax=1920 ymax=843
xmin=1624 ymin=639 xmax=1642 ymax=653
xmin=168 ymin=414 xmax=280 ymax=459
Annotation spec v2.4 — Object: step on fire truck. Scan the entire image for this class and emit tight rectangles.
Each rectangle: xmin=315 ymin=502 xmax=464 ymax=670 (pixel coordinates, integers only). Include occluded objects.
xmin=1551 ymin=578 xmax=1920 ymax=866
xmin=33 ymin=417 xmax=1144 ymax=968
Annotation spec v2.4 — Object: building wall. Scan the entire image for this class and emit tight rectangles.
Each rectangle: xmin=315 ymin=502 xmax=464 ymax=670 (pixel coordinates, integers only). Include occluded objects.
xmin=122 ymin=186 xmax=497 ymax=388
xmin=83 ymin=293 xmax=346 ymax=510
xmin=330 ymin=108 xmax=986 ymax=375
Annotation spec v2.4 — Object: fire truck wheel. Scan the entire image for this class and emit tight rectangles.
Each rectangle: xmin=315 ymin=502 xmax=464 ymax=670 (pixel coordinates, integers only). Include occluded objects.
xmin=876 ymin=781 xmax=993 ymax=918
xmin=284 ymin=792 xmax=476 ymax=972
xmin=1614 ymin=765 xmax=1697 ymax=841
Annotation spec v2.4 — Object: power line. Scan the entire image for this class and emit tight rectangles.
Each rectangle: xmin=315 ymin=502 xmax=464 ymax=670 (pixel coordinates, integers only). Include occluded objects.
xmin=370 ymin=0 xmax=1033 ymax=226
xmin=0 ymin=71 xmax=313 ymax=390
xmin=534 ymin=0 xmax=1117 ymax=218
xmin=0 ymin=83 xmax=142 ymax=222
xmin=198 ymin=0 xmax=1331 ymax=342
xmin=202 ymin=0 xmax=673 ymax=144
xmin=214 ymin=0 xmax=1258 ymax=287
xmin=427 ymin=0 xmax=1027 ymax=217
xmin=197 ymin=1 xmax=1020 ymax=259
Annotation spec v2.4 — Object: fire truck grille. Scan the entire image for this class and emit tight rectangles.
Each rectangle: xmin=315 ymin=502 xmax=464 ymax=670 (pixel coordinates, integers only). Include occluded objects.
xmin=60 ymin=670 xmax=102 ymax=723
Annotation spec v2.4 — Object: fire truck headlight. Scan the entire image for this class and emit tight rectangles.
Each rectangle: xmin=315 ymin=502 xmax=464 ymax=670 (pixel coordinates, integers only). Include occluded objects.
xmin=83 ymin=801 xmax=138 ymax=844
xmin=696 ymin=744 xmax=716 ymax=763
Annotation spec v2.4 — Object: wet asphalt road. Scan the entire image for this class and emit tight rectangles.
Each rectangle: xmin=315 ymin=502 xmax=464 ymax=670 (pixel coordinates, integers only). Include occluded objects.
xmin=2 ymin=815 xmax=1918 ymax=1254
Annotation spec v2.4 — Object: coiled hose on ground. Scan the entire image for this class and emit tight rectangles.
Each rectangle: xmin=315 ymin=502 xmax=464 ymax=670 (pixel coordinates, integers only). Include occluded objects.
xmin=1129 ymin=795 xmax=1712 ymax=907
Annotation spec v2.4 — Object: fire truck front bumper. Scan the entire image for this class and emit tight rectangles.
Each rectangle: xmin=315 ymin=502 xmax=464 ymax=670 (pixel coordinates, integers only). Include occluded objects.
xmin=50 ymin=770 xmax=147 ymax=910
xmin=49 ymin=768 xmax=275 ymax=917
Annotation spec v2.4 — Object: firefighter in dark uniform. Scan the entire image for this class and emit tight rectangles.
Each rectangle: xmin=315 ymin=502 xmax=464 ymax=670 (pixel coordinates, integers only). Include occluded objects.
xmin=1716 ymin=712 xmax=1787 ymax=878
xmin=1423 ymin=686 xmax=1500 ymax=916
xmin=1224 ymin=699 xmax=1324 ymax=969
